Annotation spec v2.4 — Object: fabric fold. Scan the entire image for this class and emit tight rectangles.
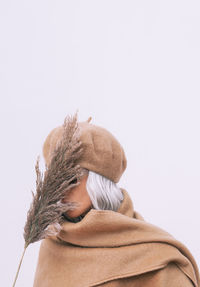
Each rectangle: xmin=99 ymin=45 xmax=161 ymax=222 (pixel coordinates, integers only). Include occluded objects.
xmin=33 ymin=188 xmax=200 ymax=287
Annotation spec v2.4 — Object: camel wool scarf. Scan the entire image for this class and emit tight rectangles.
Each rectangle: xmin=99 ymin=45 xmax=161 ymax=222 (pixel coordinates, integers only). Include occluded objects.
xmin=33 ymin=189 xmax=200 ymax=287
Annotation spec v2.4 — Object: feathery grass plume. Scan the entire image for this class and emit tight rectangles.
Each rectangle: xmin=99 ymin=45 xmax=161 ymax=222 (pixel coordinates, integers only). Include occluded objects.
xmin=12 ymin=111 xmax=86 ymax=287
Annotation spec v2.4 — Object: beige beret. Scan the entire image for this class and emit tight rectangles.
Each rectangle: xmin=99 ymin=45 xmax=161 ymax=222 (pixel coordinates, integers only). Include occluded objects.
xmin=43 ymin=116 xmax=127 ymax=183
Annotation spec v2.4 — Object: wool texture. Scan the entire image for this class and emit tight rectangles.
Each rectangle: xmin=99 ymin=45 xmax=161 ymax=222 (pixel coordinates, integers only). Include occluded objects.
xmin=33 ymin=188 xmax=200 ymax=287
xmin=42 ymin=119 xmax=127 ymax=183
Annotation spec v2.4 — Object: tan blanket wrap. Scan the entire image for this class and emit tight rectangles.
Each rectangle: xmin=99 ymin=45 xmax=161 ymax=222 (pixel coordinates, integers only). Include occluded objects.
xmin=33 ymin=189 xmax=200 ymax=287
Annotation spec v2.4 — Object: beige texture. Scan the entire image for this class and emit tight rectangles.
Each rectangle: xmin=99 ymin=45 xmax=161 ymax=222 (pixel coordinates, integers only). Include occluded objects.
xmin=42 ymin=118 xmax=127 ymax=183
xmin=33 ymin=189 xmax=200 ymax=287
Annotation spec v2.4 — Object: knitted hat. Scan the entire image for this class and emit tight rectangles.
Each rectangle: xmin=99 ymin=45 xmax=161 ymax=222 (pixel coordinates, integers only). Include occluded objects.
xmin=43 ymin=114 xmax=127 ymax=183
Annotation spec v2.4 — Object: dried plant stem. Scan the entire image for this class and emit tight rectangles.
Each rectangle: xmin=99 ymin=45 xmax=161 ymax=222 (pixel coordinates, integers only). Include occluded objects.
xmin=14 ymin=111 xmax=85 ymax=286
xmin=12 ymin=243 xmax=28 ymax=287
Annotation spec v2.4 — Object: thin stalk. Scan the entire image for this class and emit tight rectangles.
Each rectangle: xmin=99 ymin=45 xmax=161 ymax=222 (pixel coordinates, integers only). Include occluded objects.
xmin=12 ymin=244 xmax=28 ymax=287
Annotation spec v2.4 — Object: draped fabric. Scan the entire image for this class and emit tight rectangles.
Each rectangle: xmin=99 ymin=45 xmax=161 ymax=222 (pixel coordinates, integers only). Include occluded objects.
xmin=33 ymin=188 xmax=200 ymax=287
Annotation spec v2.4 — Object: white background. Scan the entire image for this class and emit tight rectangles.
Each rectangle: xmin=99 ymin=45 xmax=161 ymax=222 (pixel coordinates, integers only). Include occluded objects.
xmin=0 ymin=0 xmax=199 ymax=286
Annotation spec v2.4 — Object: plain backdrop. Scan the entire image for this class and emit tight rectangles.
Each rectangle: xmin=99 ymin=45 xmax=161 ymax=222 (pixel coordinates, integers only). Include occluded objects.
xmin=0 ymin=0 xmax=199 ymax=286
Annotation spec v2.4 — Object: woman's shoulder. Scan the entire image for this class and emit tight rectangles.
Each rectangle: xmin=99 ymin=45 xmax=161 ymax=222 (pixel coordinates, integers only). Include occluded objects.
xmin=97 ymin=263 xmax=195 ymax=287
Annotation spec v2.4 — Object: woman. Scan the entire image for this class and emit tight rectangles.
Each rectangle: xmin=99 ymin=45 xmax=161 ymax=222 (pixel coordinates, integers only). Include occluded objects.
xmin=33 ymin=114 xmax=200 ymax=287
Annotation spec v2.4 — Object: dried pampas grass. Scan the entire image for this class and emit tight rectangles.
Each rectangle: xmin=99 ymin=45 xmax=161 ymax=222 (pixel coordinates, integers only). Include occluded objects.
xmin=12 ymin=111 xmax=86 ymax=287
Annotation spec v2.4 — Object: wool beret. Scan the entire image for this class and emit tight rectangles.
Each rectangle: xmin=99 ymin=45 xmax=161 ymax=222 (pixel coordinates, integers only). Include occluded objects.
xmin=42 ymin=116 xmax=127 ymax=183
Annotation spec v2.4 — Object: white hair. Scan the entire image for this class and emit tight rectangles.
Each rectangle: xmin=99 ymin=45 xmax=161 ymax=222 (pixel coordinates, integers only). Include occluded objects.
xmin=82 ymin=169 xmax=124 ymax=211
